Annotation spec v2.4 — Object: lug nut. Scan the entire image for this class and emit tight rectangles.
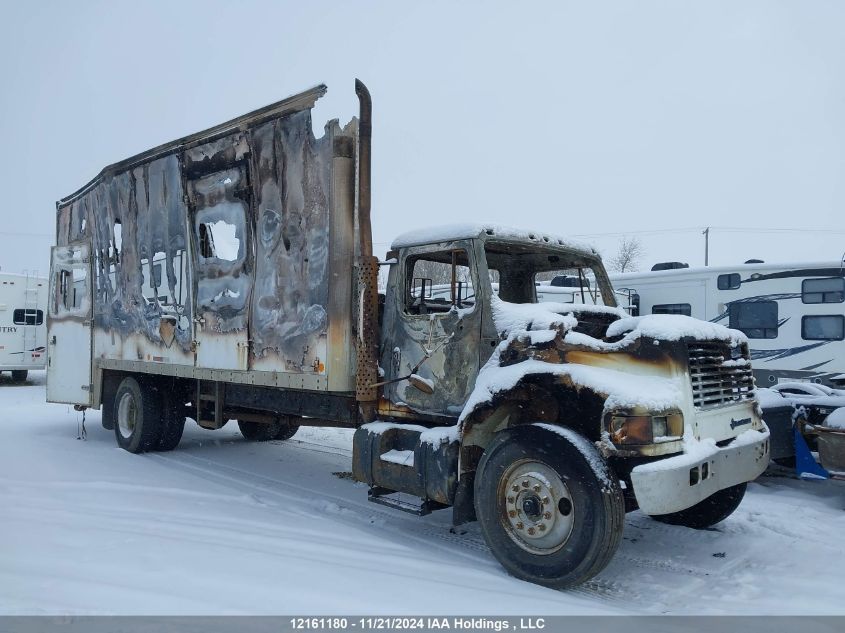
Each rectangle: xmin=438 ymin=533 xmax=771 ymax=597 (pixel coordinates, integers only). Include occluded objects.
xmin=533 ymin=485 xmax=541 ymax=493
xmin=507 ymin=496 xmax=515 ymax=504
xmin=538 ymin=524 xmax=546 ymax=532
xmin=511 ymin=485 xmax=520 ymax=493
xmin=521 ymin=480 xmax=529 ymax=488
xmin=544 ymin=512 xmax=552 ymax=520
xmin=515 ymin=522 xmax=524 ymax=530
xmin=527 ymin=527 xmax=536 ymax=535
xmin=508 ymin=510 xmax=517 ymax=518
xmin=542 ymin=496 xmax=550 ymax=504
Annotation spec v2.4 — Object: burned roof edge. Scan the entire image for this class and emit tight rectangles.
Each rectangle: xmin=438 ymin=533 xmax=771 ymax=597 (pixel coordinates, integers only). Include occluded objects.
xmin=57 ymin=84 xmax=328 ymax=208
xmin=391 ymin=223 xmax=600 ymax=256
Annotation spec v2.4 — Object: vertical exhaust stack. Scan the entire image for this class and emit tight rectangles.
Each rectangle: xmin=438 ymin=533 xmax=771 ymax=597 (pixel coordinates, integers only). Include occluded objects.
xmin=354 ymin=79 xmax=380 ymax=418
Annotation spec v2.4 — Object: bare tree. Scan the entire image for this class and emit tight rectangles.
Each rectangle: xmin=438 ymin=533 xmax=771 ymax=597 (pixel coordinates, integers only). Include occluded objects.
xmin=608 ymin=236 xmax=644 ymax=273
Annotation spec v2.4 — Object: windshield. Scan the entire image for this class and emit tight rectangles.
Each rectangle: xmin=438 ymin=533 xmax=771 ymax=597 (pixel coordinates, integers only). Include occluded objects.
xmin=483 ymin=240 xmax=617 ymax=307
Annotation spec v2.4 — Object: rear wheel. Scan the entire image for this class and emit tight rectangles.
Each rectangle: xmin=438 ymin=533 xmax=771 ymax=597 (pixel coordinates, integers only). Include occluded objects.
xmin=156 ymin=389 xmax=186 ymax=451
xmin=474 ymin=425 xmax=625 ymax=588
xmin=238 ymin=416 xmax=299 ymax=441
xmin=10 ymin=370 xmax=28 ymax=382
xmin=113 ymin=376 xmax=163 ymax=453
xmin=650 ymin=483 xmax=747 ymax=529
xmin=272 ymin=416 xmax=299 ymax=441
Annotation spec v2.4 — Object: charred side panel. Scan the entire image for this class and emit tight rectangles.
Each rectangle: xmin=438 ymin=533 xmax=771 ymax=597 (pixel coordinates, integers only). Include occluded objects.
xmin=54 ymin=84 xmax=357 ymax=390
xmin=248 ymin=110 xmax=332 ymax=374
xmin=82 ymin=154 xmax=194 ymax=360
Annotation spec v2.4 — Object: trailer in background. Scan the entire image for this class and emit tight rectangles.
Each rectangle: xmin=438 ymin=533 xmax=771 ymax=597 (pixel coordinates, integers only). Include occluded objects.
xmin=0 ymin=272 xmax=48 ymax=382
xmin=611 ymin=260 xmax=845 ymax=388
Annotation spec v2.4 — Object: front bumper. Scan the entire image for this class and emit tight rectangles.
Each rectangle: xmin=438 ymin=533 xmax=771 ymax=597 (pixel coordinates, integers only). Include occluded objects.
xmin=630 ymin=428 xmax=770 ymax=516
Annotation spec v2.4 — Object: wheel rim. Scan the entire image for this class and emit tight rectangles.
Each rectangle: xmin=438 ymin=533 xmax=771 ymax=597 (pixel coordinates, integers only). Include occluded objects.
xmin=498 ymin=459 xmax=575 ymax=555
xmin=117 ymin=391 xmax=137 ymax=440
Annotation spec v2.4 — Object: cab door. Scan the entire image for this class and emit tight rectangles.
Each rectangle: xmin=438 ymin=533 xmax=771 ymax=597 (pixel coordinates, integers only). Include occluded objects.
xmin=380 ymin=241 xmax=483 ymax=418
xmin=46 ymin=243 xmax=93 ymax=405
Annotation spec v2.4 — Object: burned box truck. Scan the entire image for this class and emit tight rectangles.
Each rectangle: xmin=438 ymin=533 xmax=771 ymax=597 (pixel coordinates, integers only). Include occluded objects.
xmin=47 ymin=81 xmax=770 ymax=588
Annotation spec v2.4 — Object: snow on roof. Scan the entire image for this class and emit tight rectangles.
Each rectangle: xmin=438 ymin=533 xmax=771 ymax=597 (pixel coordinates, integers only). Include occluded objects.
xmin=611 ymin=260 xmax=845 ymax=281
xmin=607 ymin=314 xmax=747 ymax=346
xmin=824 ymin=407 xmax=845 ymax=430
xmin=391 ymin=223 xmax=598 ymax=254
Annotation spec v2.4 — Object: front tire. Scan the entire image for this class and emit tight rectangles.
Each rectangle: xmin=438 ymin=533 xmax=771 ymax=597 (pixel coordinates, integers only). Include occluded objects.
xmin=10 ymin=370 xmax=28 ymax=382
xmin=650 ymin=483 xmax=747 ymax=529
xmin=474 ymin=425 xmax=625 ymax=589
xmin=113 ymin=376 xmax=163 ymax=453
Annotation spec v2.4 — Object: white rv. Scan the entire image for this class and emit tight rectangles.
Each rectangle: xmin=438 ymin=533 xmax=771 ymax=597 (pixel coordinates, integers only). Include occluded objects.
xmin=611 ymin=260 xmax=845 ymax=388
xmin=0 ymin=272 xmax=48 ymax=381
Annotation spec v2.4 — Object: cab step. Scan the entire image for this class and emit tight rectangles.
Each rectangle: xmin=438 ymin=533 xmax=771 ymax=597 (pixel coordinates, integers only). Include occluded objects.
xmin=352 ymin=422 xmax=459 ymax=513
xmin=367 ymin=486 xmax=448 ymax=516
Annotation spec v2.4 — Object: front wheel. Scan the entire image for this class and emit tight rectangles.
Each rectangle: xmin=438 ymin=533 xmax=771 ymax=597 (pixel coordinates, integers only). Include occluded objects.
xmin=10 ymin=370 xmax=28 ymax=382
xmin=474 ymin=425 xmax=625 ymax=589
xmin=650 ymin=483 xmax=747 ymax=529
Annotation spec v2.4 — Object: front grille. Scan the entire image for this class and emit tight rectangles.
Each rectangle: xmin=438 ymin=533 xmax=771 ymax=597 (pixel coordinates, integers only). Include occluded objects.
xmin=687 ymin=341 xmax=755 ymax=409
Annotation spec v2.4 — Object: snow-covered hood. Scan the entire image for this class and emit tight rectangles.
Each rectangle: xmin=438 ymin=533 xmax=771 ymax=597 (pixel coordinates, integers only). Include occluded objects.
xmin=491 ymin=296 xmax=747 ymax=349
xmin=605 ymin=314 xmax=747 ymax=346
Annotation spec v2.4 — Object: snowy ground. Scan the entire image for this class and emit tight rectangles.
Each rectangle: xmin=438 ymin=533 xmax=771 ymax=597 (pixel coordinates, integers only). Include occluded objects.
xmin=1 ymin=372 xmax=843 ymax=615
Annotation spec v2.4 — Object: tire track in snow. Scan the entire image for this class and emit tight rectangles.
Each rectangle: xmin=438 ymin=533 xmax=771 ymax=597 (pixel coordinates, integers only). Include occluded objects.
xmin=150 ymin=448 xmax=641 ymax=607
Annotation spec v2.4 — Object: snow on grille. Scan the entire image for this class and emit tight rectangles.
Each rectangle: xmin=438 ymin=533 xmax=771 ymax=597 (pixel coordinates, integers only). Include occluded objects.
xmin=688 ymin=341 xmax=755 ymax=409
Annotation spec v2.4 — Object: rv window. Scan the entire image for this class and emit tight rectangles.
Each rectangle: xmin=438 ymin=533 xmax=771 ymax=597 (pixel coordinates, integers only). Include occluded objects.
xmin=802 ymin=315 xmax=844 ymax=341
xmin=652 ymin=303 xmax=691 ymax=316
xmin=802 ymin=277 xmax=845 ymax=304
xmin=406 ymin=249 xmax=474 ymax=315
xmin=13 ymin=309 xmax=43 ymax=326
xmin=728 ymin=301 xmax=778 ymax=339
xmin=717 ymin=273 xmax=741 ymax=290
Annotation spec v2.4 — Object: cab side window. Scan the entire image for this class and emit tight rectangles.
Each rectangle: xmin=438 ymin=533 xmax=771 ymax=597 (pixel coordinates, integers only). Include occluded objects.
xmin=405 ymin=249 xmax=473 ymax=315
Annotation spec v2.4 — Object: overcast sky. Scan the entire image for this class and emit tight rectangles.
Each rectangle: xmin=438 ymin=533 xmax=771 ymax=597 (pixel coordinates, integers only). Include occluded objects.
xmin=2 ymin=0 xmax=843 ymax=277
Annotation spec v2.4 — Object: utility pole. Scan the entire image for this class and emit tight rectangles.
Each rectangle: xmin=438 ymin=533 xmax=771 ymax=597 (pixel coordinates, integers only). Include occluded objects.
xmin=702 ymin=227 xmax=710 ymax=266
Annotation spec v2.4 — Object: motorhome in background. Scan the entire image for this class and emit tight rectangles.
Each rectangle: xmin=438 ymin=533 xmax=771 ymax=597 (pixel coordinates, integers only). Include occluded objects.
xmin=611 ymin=260 xmax=845 ymax=388
xmin=0 ymin=271 xmax=48 ymax=381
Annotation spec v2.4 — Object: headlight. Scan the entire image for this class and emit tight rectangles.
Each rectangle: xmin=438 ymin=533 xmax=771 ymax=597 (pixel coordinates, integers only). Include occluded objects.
xmin=608 ymin=412 xmax=683 ymax=445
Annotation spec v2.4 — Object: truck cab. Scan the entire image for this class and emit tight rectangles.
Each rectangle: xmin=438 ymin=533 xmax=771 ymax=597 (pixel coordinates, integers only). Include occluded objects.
xmin=355 ymin=223 xmax=770 ymax=587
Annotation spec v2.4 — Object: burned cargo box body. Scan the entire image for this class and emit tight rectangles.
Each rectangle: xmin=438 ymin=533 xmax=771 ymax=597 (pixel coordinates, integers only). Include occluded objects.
xmin=49 ymin=85 xmax=358 ymax=408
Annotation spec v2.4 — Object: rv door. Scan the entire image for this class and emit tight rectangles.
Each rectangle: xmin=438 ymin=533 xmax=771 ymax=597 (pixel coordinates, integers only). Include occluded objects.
xmin=46 ymin=244 xmax=93 ymax=406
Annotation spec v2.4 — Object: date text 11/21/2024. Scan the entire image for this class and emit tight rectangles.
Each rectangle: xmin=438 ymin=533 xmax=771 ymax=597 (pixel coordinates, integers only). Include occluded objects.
xmin=289 ymin=617 xmax=546 ymax=631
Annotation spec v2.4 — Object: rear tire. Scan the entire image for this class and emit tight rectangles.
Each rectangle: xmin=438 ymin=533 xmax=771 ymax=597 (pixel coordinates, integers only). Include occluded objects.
xmin=474 ymin=425 xmax=625 ymax=589
xmin=113 ymin=376 xmax=163 ymax=453
xmin=11 ymin=370 xmax=28 ymax=382
xmin=272 ymin=416 xmax=299 ymax=441
xmin=238 ymin=420 xmax=277 ymax=441
xmin=238 ymin=416 xmax=299 ymax=441
xmin=156 ymin=389 xmax=186 ymax=451
xmin=650 ymin=483 xmax=747 ymax=529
